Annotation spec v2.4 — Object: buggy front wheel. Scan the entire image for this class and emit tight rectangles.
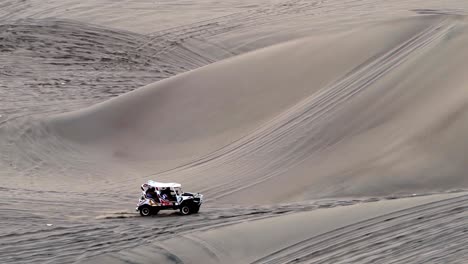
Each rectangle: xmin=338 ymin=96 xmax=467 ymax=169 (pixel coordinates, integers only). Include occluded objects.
xmin=180 ymin=205 xmax=192 ymax=215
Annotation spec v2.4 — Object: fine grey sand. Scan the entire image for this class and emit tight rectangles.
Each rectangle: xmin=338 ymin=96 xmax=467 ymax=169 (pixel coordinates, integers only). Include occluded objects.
xmin=1 ymin=1 xmax=468 ymax=263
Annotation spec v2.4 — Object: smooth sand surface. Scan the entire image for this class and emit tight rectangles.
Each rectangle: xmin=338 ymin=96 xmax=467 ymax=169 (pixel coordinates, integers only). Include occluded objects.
xmin=1 ymin=1 xmax=468 ymax=263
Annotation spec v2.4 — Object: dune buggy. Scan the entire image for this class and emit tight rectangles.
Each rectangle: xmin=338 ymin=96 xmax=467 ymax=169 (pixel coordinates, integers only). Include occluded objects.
xmin=136 ymin=180 xmax=203 ymax=216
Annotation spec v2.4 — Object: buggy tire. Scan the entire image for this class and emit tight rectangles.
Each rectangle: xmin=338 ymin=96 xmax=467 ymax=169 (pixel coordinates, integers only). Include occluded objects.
xmin=192 ymin=206 xmax=200 ymax=214
xmin=139 ymin=205 xmax=152 ymax=217
xmin=180 ymin=204 xmax=192 ymax=215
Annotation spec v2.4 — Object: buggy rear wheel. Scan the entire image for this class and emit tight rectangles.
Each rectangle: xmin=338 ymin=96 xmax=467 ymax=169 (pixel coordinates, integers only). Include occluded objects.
xmin=139 ymin=205 xmax=152 ymax=216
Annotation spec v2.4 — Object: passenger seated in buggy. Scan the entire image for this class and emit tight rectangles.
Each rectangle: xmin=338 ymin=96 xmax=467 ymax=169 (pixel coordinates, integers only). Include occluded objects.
xmin=145 ymin=187 xmax=159 ymax=203
xmin=160 ymin=187 xmax=175 ymax=201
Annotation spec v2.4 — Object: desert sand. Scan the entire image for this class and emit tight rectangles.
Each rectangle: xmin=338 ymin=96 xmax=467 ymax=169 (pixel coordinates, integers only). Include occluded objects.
xmin=1 ymin=0 xmax=468 ymax=263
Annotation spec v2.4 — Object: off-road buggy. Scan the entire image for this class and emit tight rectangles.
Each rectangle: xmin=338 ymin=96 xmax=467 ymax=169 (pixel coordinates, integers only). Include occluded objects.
xmin=136 ymin=180 xmax=203 ymax=216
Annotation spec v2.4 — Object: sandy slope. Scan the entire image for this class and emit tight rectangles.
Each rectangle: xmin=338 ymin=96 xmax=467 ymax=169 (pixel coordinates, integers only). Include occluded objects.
xmin=0 ymin=0 xmax=274 ymax=33
xmin=85 ymin=193 xmax=468 ymax=263
xmin=1 ymin=0 xmax=468 ymax=263
xmin=43 ymin=15 xmax=468 ymax=202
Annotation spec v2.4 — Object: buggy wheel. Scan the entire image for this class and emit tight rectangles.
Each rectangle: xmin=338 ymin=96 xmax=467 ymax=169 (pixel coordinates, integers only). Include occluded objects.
xmin=192 ymin=206 xmax=200 ymax=214
xmin=139 ymin=205 xmax=152 ymax=216
xmin=180 ymin=205 xmax=191 ymax=215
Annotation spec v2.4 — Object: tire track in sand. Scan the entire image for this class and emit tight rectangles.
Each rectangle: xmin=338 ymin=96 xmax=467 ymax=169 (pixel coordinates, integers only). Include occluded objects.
xmin=79 ymin=193 xmax=467 ymax=264
xmin=252 ymin=194 xmax=468 ymax=264
xmin=0 ymin=184 xmax=400 ymax=264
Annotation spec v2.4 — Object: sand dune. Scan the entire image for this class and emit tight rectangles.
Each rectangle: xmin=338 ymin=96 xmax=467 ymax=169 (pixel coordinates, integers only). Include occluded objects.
xmin=1 ymin=0 xmax=468 ymax=263
xmin=44 ymin=15 xmax=468 ymax=202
